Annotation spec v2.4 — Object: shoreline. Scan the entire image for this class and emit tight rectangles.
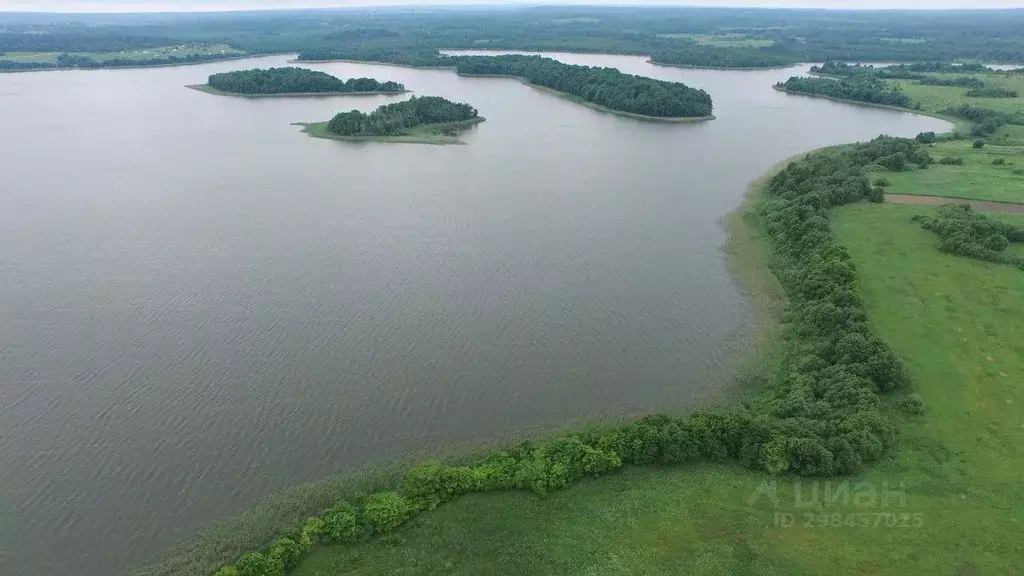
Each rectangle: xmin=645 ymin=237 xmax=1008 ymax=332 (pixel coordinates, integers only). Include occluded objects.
xmin=0 ymin=52 xmax=287 ymax=74
xmin=456 ymin=73 xmax=715 ymax=122
xmin=289 ymin=57 xmax=457 ymax=70
xmin=295 ymin=117 xmax=485 ymax=145
xmin=185 ymin=84 xmax=411 ymax=98
xmin=647 ymin=57 xmax=796 ymax=71
xmin=771 ymin=84 xmax=964 ymax=132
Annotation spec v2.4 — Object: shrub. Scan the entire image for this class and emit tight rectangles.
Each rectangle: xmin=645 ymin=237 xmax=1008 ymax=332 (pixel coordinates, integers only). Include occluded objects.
xmin=298 ymin=516 xmax=324 ymax=550
xmin=868 ymin=186 xmax=885 ymax=203
xmin=939 ymin=156 xmax=964 ymax=165
xmin=878 ymin=152 xmax=907 ymax=171
xmin=872 ymin=177 xmax=891 ymax=187
xmin=517 ymin=435 xmax=622 ymax=494
xmin=915 ymin=131 xmax=937 ymax=144
xmin=992 ymin=158 xmax=1006 ymax=165
xmin=321 ymin=502 xmax=358 ymax=542
xmin=973 ymin=139 xmax=986 ymax=149
xmin=266 ymin=538 xmax=303 ymax=572
xmin=897 ymin=393 xmax=926 ymax=415
xmin=403 ymin=461 xmax=479 ymax=510
xmin=362 ymin=492 xmax=412 ymax=533
xmin=214 ymin=567 xmax=240 ymax=576
xmin=236 ymin=551 xmax=283 ymax=576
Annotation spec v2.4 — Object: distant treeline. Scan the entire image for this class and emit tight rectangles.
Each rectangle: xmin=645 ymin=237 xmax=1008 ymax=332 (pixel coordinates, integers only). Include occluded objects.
xmin=455 ymin=54 xmax=713 ymax=118
xmin=777 ymin=75 xmax=916 ymax=109
xmin=0 ymin=51 xmax=239 ymax=71
xmin=326 ymin=96 xmax=479 ymax=136
xmin=207 ymin=67 xmax=405 ymax=95
xmin=810 ymin=61 xmax=994 ymax=81
xmin=649 ymin=45 xmax=793 ymax=69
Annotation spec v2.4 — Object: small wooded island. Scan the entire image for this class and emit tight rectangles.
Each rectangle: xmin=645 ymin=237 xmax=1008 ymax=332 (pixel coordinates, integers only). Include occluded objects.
xmin=299 ymin=95 xmax=484 ymax=145
xmin=187 ymin=67 xmax=407 ymax=97
xmin=455 ymin=55 xmax=715 ymax=121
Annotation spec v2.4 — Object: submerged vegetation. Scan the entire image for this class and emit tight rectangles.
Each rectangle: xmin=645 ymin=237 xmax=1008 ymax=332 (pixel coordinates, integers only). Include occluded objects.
xmin=456 ymin=55 xmax=714 ymax=119
xmin=203 ymin=67 xmax=405 ymax=96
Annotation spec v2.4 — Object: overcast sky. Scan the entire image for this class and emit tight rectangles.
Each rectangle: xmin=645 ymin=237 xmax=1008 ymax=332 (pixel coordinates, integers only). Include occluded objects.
xmin=1 ymin=0 xmax=1022 ymax=12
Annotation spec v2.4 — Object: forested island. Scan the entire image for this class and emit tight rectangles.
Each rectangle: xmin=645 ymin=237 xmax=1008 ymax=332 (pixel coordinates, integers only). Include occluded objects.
xmin=189 ymin=67 xmax=406 ymax=97
xmin=300 ymin=95 xmax=484 ymax=145
xmin=775 ymin=75 xmax=917 ymax=109
xmin=455 ymin=55 xmax=714 ymax=120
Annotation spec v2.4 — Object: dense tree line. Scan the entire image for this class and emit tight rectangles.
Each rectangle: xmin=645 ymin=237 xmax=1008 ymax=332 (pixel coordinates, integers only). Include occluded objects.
xmin=206 ymin=67 xmax=404 ymax=95
xmin=6 ymin=8 xmax=1024 ymax=76
xmin=649 ymin=45 xmax=794 ymax=68
xmin=455 ymin=55 xmax=713 ymax=118
xmin=964 ymin=86 xmax=1019 ymax=99
xmin=917 ymin=76 xmax=986 ymax=88
xmin=914 ymin=204 xmax=1024 ymax=269
xmin=777 ymin=75 xmax=916 ymax=109
xmin=296 ymin=46 xmax=456 ymax=68
xmin=207 ymin=137 xmax=920 ymax=576
xmin=942 ymin=104 xmax=1024 ymax=136
xmin=326 ymin=96 xmax=479 ymax=137
xmin=0 ymin=51 xmax=239 ymax=71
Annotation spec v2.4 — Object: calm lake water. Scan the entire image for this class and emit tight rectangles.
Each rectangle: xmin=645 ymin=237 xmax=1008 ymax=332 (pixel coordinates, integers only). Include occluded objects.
xmin=0 ymin=52 xmax=949 ymax=575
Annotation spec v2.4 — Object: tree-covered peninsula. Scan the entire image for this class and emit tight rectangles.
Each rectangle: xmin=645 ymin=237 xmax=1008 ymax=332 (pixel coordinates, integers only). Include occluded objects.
xmin=190 ymin=67 xmax=407 ymax=97
xmin=775 ymin=74 xmax=916 ymax=109
xmin=455 ymin=55 xmax=714 ymax=120
xmin=300 ymin=95 xmax=484 ymax=144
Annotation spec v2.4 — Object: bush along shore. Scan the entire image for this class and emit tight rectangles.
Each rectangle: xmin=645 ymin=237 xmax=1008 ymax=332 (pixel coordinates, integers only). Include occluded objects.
xmin=208 ymin=135 xmax=927 ymax=576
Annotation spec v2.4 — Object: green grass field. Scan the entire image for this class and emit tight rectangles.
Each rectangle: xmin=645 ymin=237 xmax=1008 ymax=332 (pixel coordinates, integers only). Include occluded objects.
xmin=868 ymin=140 xmax=1024 ymax=203
xmin=286 ymin=184 xmax=1024 ymax=576
xmin=898 ymin=71 xmax=1024 ymax=116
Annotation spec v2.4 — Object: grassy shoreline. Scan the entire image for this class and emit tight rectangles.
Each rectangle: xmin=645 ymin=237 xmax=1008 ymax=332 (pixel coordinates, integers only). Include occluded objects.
xmin=772 ymin=84 xmax=969 ymax=132
xmin=295 ymin=117 xmax=485 ymax=145
xmin=185 ymin=84 xmax=411 ymax=98
xmin=456 ymin=72 xmax=715 ymax=122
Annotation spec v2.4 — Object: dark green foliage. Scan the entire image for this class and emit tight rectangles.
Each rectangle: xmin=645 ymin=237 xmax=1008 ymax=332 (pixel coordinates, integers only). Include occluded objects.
xmin=943 ymin=104 xmax=1024 ymax=135
xmin=873 ymin=177 xmax=891 ymax=187
xmin=965 ymin=86 xmax=1019 ymax=98
xmin=777 ymin=75 xmax=915 ymax=109
xmin=869 ymin=186 xmax=886 ymax=203
xmin=915 ymin=131 xmax=938 ymax=144
xmin=897 ymin=394 xmax=926 ymax=415
xmin=361 ymin=492 xmax=412 ymax=533
xmin=207 ymin=67 xmax=404 ymax=95
xmin=266 ymin=539 xmax=303 ymax=572
xmin=402 ymin=461 xmax=479 ymax=510
xmin=918 ymin=75 xmax=987 ymax=88
xmin=320 ymin=502 xmax=358 ymax=542
xmin=236 ymin=551 xmax=283 ymax=576
xmin=326 ymin=96 xmax=479 ymax=137
xmin=939 ymin=157 xmax=964 ymax=165
xmin=993 ymin=158 xmax=1007 ymax=165
xmin=914 ymin=204 xmax=1024 ymax=269
xmin=650 ymin=44 xmax=794 ymax=68
xmin=973 ymin=139 xmax=986 ymax=149
xmin=456 ymin=55 xmax=713 ymax=118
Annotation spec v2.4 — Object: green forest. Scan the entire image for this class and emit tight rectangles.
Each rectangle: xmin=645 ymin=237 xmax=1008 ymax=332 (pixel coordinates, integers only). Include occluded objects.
xmin=206 ymin=67 xmax=404 ymax=95
xmin=5 ymin=7 xmax=1024 ymax=72
xmin=325 ymin=96 xmax=479 ymax=137
xmin=455 ymin=55 xmax=713 ymax=118
xmin=776 ymin=74 xmax=916 ymax=109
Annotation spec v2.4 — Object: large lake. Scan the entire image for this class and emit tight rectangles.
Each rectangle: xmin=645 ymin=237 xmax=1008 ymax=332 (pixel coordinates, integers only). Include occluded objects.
xmin=0 ymin=52 xmax=949 ymax=575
